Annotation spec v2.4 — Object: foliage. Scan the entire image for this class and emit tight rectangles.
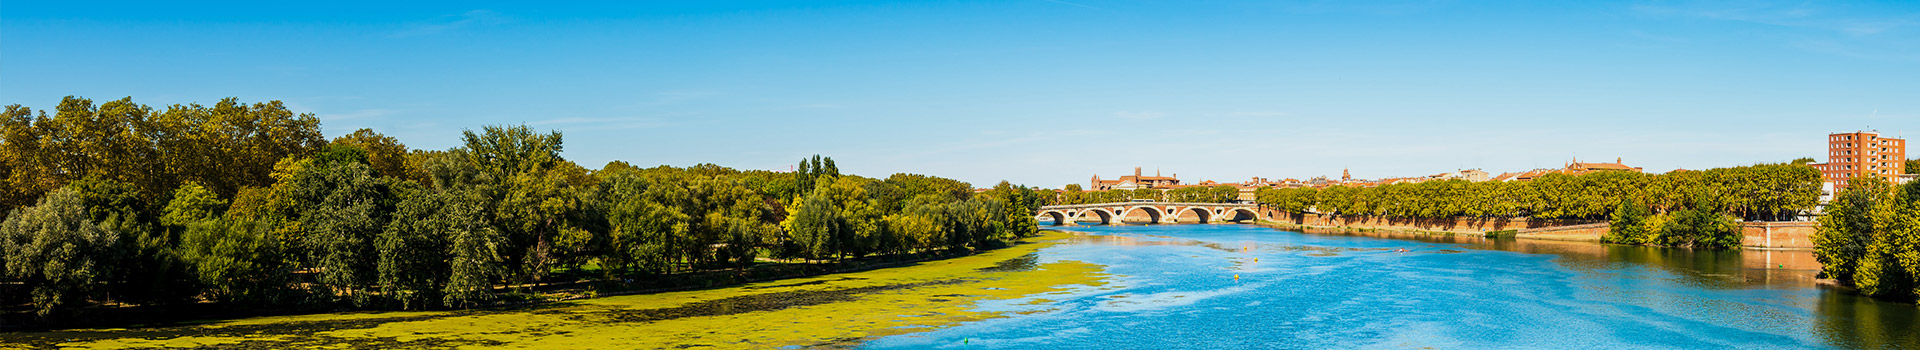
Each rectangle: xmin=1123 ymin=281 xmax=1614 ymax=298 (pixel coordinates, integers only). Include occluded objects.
xmin=179 ymin=217 xmax=292 ymax=305
xmin=1814 ymin=178 xmax=1920 ymax=301
xmin=0 ymin=97 xmax=323 ymax=212
xmin=0 ymin=187 xmax=124 ymax=316
xmin=1604 ymin=198 xmax=1653 ymax=245
xmin=288 ymin=160 xmax=396 ymax=305
xmin=379 ymin=188 xmax=501 ymax=309
xmin=1655 ymin=206 xmax=1743 ymax=249
xmin=0 ymin=96 xmax=1047 ymax=317
xmin=1254 ymin=164 xmax=1819 ymax=224
xmin=332 ymin=129 xmax=417 ymax=183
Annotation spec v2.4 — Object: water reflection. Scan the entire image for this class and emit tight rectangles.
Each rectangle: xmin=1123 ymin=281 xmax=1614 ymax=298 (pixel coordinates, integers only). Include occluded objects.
xmin=1304 ymin=229 xmax=1822 ymax=289
xmin=1234 ymin=227 xmax=1919 ymax=349
xmin=1817 ymin=287 xmax=1920 ymax=349
xmin=865 ymin=225 xmax=1918 ymax=349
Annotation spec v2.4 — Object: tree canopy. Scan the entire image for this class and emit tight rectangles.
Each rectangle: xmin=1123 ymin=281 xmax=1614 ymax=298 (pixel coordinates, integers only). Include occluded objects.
xmin=0 ymin=96 xmax=1044 ymax=317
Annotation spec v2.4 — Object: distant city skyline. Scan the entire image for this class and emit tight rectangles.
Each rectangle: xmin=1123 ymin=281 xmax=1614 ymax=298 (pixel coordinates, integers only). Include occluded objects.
xmin=4 ymin=1 xmax=1916 ymax=188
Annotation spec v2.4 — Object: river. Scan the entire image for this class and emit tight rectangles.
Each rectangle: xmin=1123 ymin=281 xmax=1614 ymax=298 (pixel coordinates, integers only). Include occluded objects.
xmin=862 ymin=224 xmax=1919 ymax=349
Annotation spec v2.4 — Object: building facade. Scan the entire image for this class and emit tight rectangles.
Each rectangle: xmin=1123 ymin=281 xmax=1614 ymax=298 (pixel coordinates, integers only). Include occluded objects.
xmin=1091 ymin=167 xmax=1181 ymax=191
xmin=1809 ymin=131 xmax=1907 ymax=190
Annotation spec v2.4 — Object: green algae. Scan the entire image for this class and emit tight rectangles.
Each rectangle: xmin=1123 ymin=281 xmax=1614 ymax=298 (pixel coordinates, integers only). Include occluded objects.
xmin=3 ymin=231 xmax=1108 ymax=350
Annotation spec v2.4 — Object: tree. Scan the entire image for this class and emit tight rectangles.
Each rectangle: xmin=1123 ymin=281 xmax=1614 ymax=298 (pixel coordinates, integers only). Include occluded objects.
xmin=1813 ymin=178 xmax=1920 ymax=299
xmin=379 ymin=188 xmax=502 ymax=309
xmin=331 ymin=129 xmax=416 ymax=183
xmin=178 ymin=217 xmax=290 ymax=305
xmin=0 ymin=97 xmax=323 ymax=213
xmin=0 ymin=187 xmax=124 ymax=316
xmin=1657 ymin=205 xmax=1742 ymax=249
xmin=1061 ymin=184 xmax=1085 ymax=205
xmin=604 ymin=171 xmax=688 ymax=273
xmin=453 ymin=125 xmax=598 ymax=285
xmin=983 ymin=181 xmax=1039 ymax=239
xmin=162 ymin=183 xmax=226 ymax=226
xmin=783 ymin=191 xmax=839 ymax=261
xmin=1604 ymin=198 xmax=1652 ymax=245
xmin=288 ymin=159 xmax=394 ymax=305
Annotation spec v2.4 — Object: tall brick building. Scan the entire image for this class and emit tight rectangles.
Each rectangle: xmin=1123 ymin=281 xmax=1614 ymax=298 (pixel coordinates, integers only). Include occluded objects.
xmin=1810 ymin=131 xmax=1906 ymax=190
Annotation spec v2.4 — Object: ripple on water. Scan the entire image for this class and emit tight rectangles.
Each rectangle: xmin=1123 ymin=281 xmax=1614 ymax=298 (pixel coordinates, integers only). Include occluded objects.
xmin=862 ymin=224 xmax=1920 ymax=350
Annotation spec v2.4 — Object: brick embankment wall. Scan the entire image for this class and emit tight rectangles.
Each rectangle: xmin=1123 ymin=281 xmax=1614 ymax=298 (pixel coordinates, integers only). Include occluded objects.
xmin=1255 ymin=207 xmax=1600 ymax=235
xmin=1257 ymin=206 xmax=1820 ymax=250
xmin=1513 ymin=223 xmax=1610 ymax=242
xmin=1741 ymin=221 xmax=1816 ymax=250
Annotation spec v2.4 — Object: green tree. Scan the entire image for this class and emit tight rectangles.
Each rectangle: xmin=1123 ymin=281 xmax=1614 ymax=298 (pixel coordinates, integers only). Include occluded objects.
xmin=1659 ymin=205 xmax=1742 ymax=249
xmin=1061 ymin=184 xmax=1085 ymax=205
xmin=379 ymin=188 xmax=502 ymax=309
xmin=0 ymin=97 xmax=323 ymax=212
xmin=1815 ymin=179 xmax=1889 ymax=284
xmin=0 ymin=187 xmax=124 ymax=316
xmin=162 ymin=183 xmax=226 ymax=226
xmin=332 ymin=129 xmax=416 ymax=183
xmin=178 ymin=217 xmax=291 ymax=305
xmin=1604 ymin=198 xmax=1652 ymax=245
xmin=452 ymin=125 xmax=599 ymax=285
xmin=287 ymin=158 xmax=394 ymax=305
xmin=783 ymin=191 xmax=839 ymax=261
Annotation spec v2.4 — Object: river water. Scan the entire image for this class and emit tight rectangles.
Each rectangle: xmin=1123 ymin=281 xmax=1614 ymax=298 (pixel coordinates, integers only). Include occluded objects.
xmin=861 ymin=224 xmax=1919 ymax=349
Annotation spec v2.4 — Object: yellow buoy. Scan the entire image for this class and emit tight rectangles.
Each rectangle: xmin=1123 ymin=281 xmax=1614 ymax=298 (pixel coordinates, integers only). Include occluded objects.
xmin=1234 ymin=274 xmax=1240 ymax=281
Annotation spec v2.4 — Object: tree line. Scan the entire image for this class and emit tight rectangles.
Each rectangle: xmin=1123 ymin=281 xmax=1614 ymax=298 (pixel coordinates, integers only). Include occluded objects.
xmin=1814 ymin=178 xmax=1920 ymax=302
xmin=1253 ymin=164 xmax=1821 ymax=248
xmin=0 ymin=96 xmax=1047 ymax=317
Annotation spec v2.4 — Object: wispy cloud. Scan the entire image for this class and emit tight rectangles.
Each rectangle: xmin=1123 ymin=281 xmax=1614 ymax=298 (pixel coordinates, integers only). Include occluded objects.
xmin=526 ymin=116 xmax=671 ymax=130
xmin=1227 ymin=110 xmax=1289 ymax=118
xmin=392 ymin=10 xmax=508 ymax=38
xmin=1630 ymin=1 xmax=1919 ymax=61
xmin=1114 ymin=111 xmax=1164 ymax=120
xmin=315 ymin=108 xmax=394 ymax=121
xmin=1631 ymin=1 xmax=1917 ymax=37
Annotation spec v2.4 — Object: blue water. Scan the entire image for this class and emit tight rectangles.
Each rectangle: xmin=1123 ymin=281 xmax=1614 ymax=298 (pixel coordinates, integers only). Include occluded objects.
xmin=861 ymin=224 xmax=1919 ymax=349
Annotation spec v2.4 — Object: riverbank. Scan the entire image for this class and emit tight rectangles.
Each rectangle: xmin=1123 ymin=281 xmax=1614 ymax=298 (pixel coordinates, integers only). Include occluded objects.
xmin=0 ymin=231 xmax=1111 ymax=349
xmin=1253 ymin=219 xmax=1506 ymax=239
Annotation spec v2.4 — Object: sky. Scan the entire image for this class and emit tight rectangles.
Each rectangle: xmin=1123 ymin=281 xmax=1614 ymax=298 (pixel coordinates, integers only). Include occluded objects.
xmin=3 ymin=0 xmax=1917 ymax=188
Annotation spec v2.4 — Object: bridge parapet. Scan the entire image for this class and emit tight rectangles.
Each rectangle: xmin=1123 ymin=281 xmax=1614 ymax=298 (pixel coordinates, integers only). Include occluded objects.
xmin=1038 ymin=202 xmax=1256 ymax=211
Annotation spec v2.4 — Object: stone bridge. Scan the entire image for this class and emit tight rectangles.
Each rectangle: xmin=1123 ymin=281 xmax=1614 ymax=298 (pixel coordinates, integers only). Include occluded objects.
xmin=1037 ymin=202 xmax=1260 ymax=225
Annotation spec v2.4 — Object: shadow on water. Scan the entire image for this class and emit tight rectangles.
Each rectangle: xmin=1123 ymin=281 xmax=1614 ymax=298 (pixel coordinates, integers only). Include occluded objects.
xmin=1303 ymin=229 xmax=1820 ymax=289
xmin=1817 ymin=287 xmax=1920 ymax=349
xmin=1064 ymin=233 xmax=1381 ymax=256
xmin=590 ymin=279 xmax=965 ymax=323
xmin=979 ymin=253 xmax=1040 ymax=272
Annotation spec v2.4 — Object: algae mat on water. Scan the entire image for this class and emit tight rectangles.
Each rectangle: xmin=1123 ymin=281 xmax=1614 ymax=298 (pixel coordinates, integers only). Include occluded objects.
xmin=2 ymin=231 xmax=1108 ymax=349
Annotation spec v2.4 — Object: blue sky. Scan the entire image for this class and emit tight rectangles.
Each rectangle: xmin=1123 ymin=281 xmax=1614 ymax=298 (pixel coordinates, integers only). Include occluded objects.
xmin=3 ymin=1 xmax=1916 ymax=188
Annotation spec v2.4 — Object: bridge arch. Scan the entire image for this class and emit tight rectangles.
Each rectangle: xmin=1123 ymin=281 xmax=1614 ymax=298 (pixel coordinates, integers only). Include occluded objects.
xmin=1172 ymin=207 xmax=1212 ymax=223
xmin=1219 ymin=208 xmax=1256 ymax=222
xmin=1074 ymin=208 xmax=1114 ymax=225
xmin=1119 ymin=206 xmax=1164 ymax=224
xmin=1040 ymin=211 xmax=1068 ymax=226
